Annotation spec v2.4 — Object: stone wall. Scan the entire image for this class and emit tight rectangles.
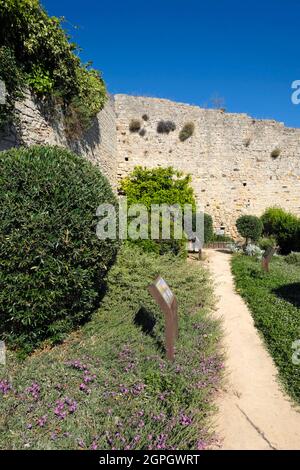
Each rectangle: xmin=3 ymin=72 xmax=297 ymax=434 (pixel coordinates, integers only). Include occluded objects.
xmin=115 ymin=94 xmax=300 ymax=238
xmin=0 ymin=91 xmax=117 ymax=187
xmin=1 ymin=91 xmax=299 ymax=238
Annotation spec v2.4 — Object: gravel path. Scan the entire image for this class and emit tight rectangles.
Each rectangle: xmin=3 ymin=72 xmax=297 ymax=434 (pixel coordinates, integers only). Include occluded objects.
xmin=207 ymin=249 xmax=300 ymax=450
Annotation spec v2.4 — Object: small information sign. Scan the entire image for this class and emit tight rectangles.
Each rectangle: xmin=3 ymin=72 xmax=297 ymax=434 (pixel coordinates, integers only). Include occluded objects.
xmin=148 ymin=276 xmax=178 ymax=361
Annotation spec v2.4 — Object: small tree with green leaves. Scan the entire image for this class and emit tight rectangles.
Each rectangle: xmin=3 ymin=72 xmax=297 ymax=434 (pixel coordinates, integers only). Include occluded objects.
xmin=120 ymin=166 xmax=197 ymax=255
xmin=236 ymin=215 xmax=263 ymax=245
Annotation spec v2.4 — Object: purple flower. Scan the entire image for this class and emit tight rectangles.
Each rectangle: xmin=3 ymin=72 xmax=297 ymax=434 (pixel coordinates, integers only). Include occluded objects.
xmin=66 ymin=359 xmax=89 ymax=371
xmin=124 ymin=362 xmax=135 ymax=372
xmin=37 ymin=415 xmax=47 ymax=427
xmin=179 ymin=413 xmax=193 ymax=426
xmin=152 ymin=412 xmax=165 ymax=422
xmin=131 ymin=383 xmax=145 ymax=396
xmin=77 ymin=439 xmax=85 ymax=448
xmin=119 ymin=385 xmax=129 ymax=394
xmin=54 ymin=397 xmax=77 ymax=419
xmin=79 ymin=383 xmax=91 ymax=394
xmin=25 ymin=382 xmax=40 ymax=400
xmin=0 ymin=380 xmax=11 ymax=395
xmin=153 ymin=433 xmax=167 ymax=450
xmin=197 ymin=439 xmax=206 ymax=450
xmin=83 ymin=375 xmax=94 ymax=384
xmin=27 ymin=423 xmax=32 ymax=430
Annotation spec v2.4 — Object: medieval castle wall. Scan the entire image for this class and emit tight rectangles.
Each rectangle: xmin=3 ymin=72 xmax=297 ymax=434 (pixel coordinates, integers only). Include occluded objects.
xmin=1 ymin=91 xmax=299 ymax=238
xmin=114 ymin=94 xmax=300 ymax=237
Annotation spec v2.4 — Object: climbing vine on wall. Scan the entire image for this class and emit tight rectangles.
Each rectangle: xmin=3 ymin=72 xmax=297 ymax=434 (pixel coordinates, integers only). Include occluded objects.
xmin=0 ymin=0 xmax=107 ymax=137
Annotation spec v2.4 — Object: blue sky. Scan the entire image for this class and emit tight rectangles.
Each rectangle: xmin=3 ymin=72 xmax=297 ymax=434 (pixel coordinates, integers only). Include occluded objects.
xmin=43 ymin=0 xmax=300 ymax=127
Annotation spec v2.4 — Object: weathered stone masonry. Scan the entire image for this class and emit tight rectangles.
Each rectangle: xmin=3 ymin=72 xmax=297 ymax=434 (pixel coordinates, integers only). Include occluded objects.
xmin=115 ymin=94 xmax=300 ymax=238
xmin=1 ymin=92 xmax=300 ymax=237
xmin=0 ymin=91 xmax=118 ymax=188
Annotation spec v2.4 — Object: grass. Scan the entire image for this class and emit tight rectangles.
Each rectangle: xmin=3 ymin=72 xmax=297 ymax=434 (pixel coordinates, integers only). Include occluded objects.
xmin=0 ymin=245 xmax=222 ymax=450
xmin=231 ymin=254 xmax=300 ymax=404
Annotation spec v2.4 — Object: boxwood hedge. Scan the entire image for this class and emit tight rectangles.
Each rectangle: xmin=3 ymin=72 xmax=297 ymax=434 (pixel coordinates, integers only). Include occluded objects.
xmin=0 ymin=146 xmax=118 ymax=353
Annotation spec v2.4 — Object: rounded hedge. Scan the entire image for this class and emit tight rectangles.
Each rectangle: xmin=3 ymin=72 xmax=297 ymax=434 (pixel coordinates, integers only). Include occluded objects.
xmin=261 ymin=207 xmax=300 ymax=254
xmin=236 ymin=215 xmax=263 ymax=244
xmin=0 ymin=146 xmax=118 ymax=352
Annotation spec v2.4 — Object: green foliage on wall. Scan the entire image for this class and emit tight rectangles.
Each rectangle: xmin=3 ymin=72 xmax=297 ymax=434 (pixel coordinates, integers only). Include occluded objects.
xmin=179 ymin=122 xmax=195 ymax=142
xmin=0 ymin=0 xmax=107 ymax=136
xmin=0 ymin=46 xmax=26 ymax=128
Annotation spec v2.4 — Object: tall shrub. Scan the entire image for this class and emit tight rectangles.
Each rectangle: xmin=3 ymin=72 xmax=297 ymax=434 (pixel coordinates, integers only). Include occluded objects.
xmin=261 ymin=207 xmax=300 ymax=254
xmin=120 ymin=166 xmax=198 ymax=255
xmin=0 ymin=146 xmax=118 ymax=352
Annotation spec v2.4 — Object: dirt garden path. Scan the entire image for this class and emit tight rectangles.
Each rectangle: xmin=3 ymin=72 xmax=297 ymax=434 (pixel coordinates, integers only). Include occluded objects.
xmin=206 ymin=249 xmax=300 ymax=450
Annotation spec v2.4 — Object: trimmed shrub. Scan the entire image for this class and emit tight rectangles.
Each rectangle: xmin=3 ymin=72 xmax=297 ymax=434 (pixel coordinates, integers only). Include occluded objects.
xmin=142 ymin=114 xmax=149 ymax=121
xmin=129 ymin=119 xmax=141 ymax=133
xmin=0 ymin=146 xmax=118 ymax=352
xmin=157 ymin=120 xmax=176 ymax=134
xmin=179 ymin=122 xmax=195 ymax=142
xmin=285 ymin=252 xmax=300 ymax=266
xmin=139 ymin=128 xmax=146 ymax=137
xmin=211 ymin=233 xmax=233 ymax=243
xmin=236 ymin=215 xmax=263 ymax=244
xmin=258 ymin=236 xmax=277 ymax=251
xmin=261 ymin=207 xmax=300 ymax=254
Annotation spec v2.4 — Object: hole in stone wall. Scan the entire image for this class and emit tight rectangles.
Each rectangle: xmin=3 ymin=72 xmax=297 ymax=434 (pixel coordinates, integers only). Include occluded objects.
xmin=243 ymin=181 xmax=247 ymax=187
xmin=217 ymin=226 xmax=225 ymax=235
xmin=125 ymin=157 xmax=129 ymax=161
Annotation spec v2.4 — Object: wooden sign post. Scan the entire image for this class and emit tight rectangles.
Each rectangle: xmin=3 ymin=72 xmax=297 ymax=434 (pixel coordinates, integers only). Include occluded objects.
xmin=262 ymin=246 xmax=276 ymax=273
xmin=148 ymin=276 xmax=178 ymax=361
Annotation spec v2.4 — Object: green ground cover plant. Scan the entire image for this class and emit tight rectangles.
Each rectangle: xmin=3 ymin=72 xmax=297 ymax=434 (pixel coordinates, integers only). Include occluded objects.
xmin=285 ymin=252 xmax=300 ymax=267
xmin=231 ymin=254 xmax=300 ymax=404
xmin=0 ymin=245 xmax=222 ymax=450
